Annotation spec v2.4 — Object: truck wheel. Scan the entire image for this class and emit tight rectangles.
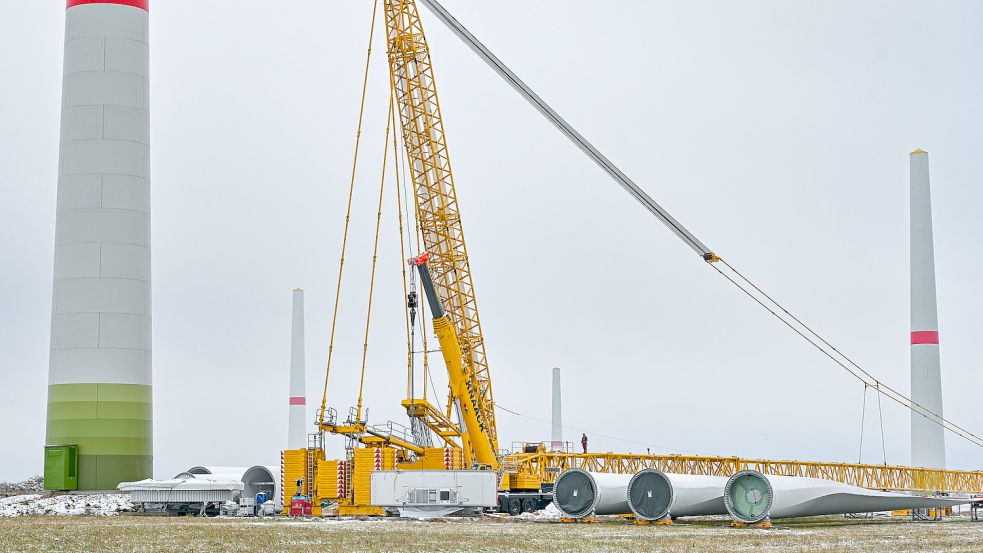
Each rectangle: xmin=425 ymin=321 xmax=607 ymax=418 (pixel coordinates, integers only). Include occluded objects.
xmin=507 ymin=497 xmax=522 ymax=516
xmin=522 ymin=498 xmax=537 ymax=513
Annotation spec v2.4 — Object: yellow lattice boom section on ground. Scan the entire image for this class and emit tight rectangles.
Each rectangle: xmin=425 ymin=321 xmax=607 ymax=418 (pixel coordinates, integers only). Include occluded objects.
xmin=506 ymin=452 xmax=983 ymax=494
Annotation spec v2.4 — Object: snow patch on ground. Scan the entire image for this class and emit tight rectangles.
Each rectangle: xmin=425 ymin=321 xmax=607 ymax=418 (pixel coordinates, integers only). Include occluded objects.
xmin=514 ymin=502 xmax=562 ymax=521
xmin=0 ymin=477 xmax=44 ymax=498
xmin=0 ymin=493 xmax=132 ymax=517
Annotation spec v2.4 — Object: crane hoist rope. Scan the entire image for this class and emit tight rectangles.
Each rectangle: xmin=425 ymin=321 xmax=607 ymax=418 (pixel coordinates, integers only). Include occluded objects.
xmin=858 ymin=385 xmax=869 ymax=464
xmin=855 ymin=384 xmax=889 ymax=466
xmin=393 ymin=109 xmax=433 ymax=404
xmin=415 ymin=0 xmax=983 ymax=451
xmin=876 ymin=385 xmax=888 ymax=465
xmin=393 ymin=101 xmax=416 ymax=405
xmin=393 ymin=97 xmax=441 ymax=448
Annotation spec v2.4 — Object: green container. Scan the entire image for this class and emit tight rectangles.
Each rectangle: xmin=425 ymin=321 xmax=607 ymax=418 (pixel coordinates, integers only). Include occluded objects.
xmin=44 ymin=445 xmax=78 ymax=491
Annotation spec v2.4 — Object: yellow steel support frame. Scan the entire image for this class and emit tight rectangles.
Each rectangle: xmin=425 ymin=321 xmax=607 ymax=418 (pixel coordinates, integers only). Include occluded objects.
xmin=401 ymin=398 xmax=462 ymax=448
xmin=384 ymin=0 xmax=498 ymax=454
xmin=506 ymin=452 xmax=983 ymax=494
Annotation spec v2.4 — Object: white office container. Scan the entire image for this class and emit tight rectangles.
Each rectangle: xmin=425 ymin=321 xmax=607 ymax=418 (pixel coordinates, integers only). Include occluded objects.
xmin=370 ymin=470 xmax=498 ymax=518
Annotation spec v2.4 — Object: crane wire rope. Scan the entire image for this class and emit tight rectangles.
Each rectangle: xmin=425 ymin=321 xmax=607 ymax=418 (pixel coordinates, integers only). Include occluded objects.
xmin=387 ymin=84 xmax=435 ymax=402
xmin=390 ymin=50 xmax=434 ymax=403
xmin=391 ymin=94 xmax=437 ymax=446
xmin=318 ymin=0 xmax=381 ymax=426
xmin=415 ymin=210 xmax=432 ymax=402
xmin=416 ymin=0 xmax=983 ymax=452
xmin=857 ymin=383 xmax=888 ymax=465
xmin=394 ymin=118 xmax=436 ymax=404
xmin=393 ymin=89 xmax=415 ymax=402
xmin=877 ymin=383 xmax=888 ymax=465
xmin=354 ymin=91 xmax=395 ymax=423
xmin=858 ymin=384 xmax=868 ymax=464
xmin=710 ymin=260 xmax=983 ymax=449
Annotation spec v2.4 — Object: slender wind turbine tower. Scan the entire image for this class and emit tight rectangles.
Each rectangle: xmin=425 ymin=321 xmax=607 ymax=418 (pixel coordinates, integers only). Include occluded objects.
xmin=910 ymin=149 xmax=946 ymax=469
xmin=551 ymin=367 xmax=562 ymax=450
xmin=287 ymin=289 xmax=307 ymax=450
xmin=45 ymin=0 xmax=152 ymax=490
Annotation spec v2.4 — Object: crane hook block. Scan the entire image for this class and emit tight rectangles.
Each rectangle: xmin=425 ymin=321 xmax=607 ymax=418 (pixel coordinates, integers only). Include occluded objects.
xmin=410 ymin=252 xmax=431 ymax=266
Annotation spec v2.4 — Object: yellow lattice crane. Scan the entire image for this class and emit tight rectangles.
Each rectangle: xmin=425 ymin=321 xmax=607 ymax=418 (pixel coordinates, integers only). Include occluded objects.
xmin=384 ymin=0 xmax=499 ymax=468
xmin=287 ymin=0 xmax=503 ymax=515
xmin=281 ymin=0 xmax=983 ymax=517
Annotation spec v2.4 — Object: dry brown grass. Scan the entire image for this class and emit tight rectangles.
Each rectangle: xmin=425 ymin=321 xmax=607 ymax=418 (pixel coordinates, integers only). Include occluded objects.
xmin=1 ymin=515 xmax=983 ymax=552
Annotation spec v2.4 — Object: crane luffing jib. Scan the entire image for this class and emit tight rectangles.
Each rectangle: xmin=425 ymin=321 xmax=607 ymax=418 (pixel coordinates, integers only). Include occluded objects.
xmin=414 ymin=0 xmax=983 ymax=456
xmin=384 ymin=0 xmax=500 ymax=457
xmin=416 ymin=0 xmax=718 ymax=262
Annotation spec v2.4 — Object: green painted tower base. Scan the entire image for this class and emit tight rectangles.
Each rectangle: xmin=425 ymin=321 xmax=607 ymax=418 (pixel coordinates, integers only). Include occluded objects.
xmin=45 ymin=384 xmax=152 ymax=490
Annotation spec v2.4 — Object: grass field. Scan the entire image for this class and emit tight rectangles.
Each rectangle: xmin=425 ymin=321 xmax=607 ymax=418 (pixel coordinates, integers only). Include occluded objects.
xmin=2 ymin=515 xmax=983 ymax=552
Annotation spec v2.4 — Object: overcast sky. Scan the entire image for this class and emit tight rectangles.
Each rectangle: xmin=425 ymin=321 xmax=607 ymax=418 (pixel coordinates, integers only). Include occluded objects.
xmin=1 ymin=0 xmax=981 ymax=481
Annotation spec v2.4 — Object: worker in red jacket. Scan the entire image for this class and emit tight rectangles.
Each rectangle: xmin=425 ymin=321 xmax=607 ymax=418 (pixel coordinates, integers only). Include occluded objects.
xmin=581 ymin=433 xmax=588 ymax=454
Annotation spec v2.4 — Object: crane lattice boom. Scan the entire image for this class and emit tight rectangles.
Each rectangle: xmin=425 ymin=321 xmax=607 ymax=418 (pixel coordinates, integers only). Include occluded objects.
xmin=384 ymin=0 xmax=499 ymax=456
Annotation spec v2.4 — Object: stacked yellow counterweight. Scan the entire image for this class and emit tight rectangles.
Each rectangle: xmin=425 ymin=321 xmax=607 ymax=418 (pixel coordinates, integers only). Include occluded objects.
xmin=280 ymin=449 xmax=310 ymax=514
xmin=420 ymin=447 xmax=464 ymax=470
xmin=350 ymin=448 xmax=396 ymax=512
xmin=316 ymin=458 xmax=347 ymax=504
xmin=285 ymin=446 xmax=467 ymax=516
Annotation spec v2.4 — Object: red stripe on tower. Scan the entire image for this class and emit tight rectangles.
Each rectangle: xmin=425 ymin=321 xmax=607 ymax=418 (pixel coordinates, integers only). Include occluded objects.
xmin=911 ymin=331 xmax=940 ymax=345
xmin=288 ymin=396 xmax=306 ymax=406
xmin=67 ymin=0 xmax=149 ymax=11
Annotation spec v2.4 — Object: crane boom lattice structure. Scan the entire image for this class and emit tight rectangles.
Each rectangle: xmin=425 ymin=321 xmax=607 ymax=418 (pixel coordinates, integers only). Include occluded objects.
xmin=384 ymin=0 xmax=498 ymax=456
xmin=506 ymin=452 xmax=983 ymax=494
